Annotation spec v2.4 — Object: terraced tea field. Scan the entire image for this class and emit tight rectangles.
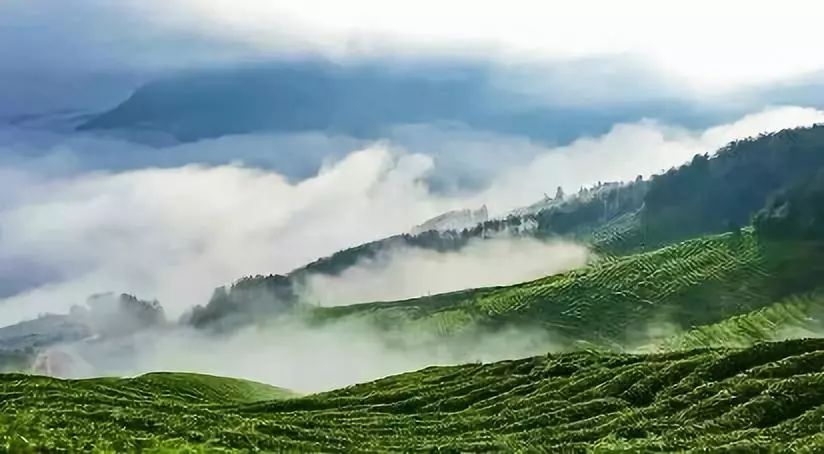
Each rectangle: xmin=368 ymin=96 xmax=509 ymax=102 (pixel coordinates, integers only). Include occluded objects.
xmin=4 ymin=339 xmax=824 ymax=451
xmin=656 ymin=292 xmax=824 ymax=351
xmin=4 ymin=228 xmax=824 ymax=451
xmin=312 ymin=230 xmax=821 ymax=346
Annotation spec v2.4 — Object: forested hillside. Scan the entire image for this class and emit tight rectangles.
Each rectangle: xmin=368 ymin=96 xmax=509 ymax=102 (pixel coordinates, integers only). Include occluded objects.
xmin=642 ymin=125 xmax=824 ymax=246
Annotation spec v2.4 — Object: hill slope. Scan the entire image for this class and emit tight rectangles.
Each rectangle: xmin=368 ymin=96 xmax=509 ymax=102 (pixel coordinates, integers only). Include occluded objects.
xmin=656 ymin=292 xmax=824 ymax=351
xmin=183 ymin=179 xmax=649 ymax=330
xmin=4 ymin=339 xmax=824 ymax=451
xmin=307 ymin=230 xmax=824 ymax=348
xmin=186 ymin=124 xmax=824 ymax=331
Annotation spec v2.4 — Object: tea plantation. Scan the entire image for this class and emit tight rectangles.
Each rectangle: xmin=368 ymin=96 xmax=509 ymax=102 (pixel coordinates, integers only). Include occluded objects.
xmin=4 ymin=339 xmax=824 ymax=451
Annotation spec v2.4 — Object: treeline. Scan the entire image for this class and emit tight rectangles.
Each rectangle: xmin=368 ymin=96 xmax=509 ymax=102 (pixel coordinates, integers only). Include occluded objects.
xmin=754 ymin=168 xmax=824 ymax=240
xmin=183 ymin=274 xmax=296 ymax=329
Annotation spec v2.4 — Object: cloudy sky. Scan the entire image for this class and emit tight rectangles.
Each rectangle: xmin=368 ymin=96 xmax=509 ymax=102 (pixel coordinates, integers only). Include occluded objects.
xmin=4 ymin=1 xmax=824 ymax=85
xmin=4 ymin=0 xmax=824 ymax=111
xmin=2 ymin=1 xmax=824 ymax=324
xmin=172 ymin=1 xmax=824 ymax=89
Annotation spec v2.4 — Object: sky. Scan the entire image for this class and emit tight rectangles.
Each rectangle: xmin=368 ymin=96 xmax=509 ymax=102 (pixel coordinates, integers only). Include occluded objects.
xmin=4 ymin=1 xmax=824 ymax=89
xmin=4 ymin=0 xmax=824 ymax=116
xmin=168 ymin=0 xmax=824 ymax=90
xmin=2 ymin=1 xmax=824 ymax=325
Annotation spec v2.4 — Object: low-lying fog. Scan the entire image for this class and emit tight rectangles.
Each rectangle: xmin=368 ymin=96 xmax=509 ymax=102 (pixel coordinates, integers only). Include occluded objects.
xmin=52 ymin=317 xmax=559 ymax=393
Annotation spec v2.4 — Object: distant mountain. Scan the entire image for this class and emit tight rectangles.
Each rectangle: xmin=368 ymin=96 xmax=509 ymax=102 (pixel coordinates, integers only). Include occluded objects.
xmin=78 ymin=60 xmax=719 ymax=144
xmin=0 ymin=314 xmax=89 ymax=352
xmin=0 ymin=293 xmax=166 ymax=373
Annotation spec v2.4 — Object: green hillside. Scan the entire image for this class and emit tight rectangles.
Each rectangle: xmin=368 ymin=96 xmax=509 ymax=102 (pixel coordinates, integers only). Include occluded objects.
xmin=5 ymin=339 xmax=824 ymax=451
xmin=655 ymin=292 xmax=824 ymax=351
xmin=123 ymin=372 xmax=297 ymax=404
xmin=308 ymin=229 xmax=824 ymax=348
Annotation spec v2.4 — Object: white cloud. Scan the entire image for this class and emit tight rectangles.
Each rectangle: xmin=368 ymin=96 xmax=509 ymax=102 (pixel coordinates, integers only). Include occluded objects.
xmin=163 ymin=0 xmax=824 ymax=90
xmin=299 ymin=238 xmax=590 ymax=306
xmin=57 ymin=318 xmax=560 ymax=392
xmin=0 ymin=147 xmax=462 ymax=322
xmin=4 ymin=1 xmax=824 ymax=92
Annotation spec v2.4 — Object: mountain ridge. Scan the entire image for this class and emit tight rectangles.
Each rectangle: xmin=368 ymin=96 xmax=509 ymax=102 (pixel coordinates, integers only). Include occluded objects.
xmin=76 ymin=60 xmax=721 ymax=145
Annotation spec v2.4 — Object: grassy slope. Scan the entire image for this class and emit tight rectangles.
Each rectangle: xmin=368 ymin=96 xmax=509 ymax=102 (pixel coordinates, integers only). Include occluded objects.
xmin=4 ymin=339 xmax=824 ymax=451
xmin=2 ymin=233 xmax=823 ymax=451
xmin=1 ymin=372 xmax=292 ymax=406
xmin=126 ymin=372 xmax=296 ymax=404
xmin=655 ymin=292 xmax=824 ymax=351
xmin=310 ymin=230 xmax=822 ymax=346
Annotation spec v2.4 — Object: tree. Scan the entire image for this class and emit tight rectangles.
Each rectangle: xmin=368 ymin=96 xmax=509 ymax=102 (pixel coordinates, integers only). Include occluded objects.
xmin=754 ymin=169 xmax=824 ymax=240
xmin=554 ymin=186 xmax=565 ymax=201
